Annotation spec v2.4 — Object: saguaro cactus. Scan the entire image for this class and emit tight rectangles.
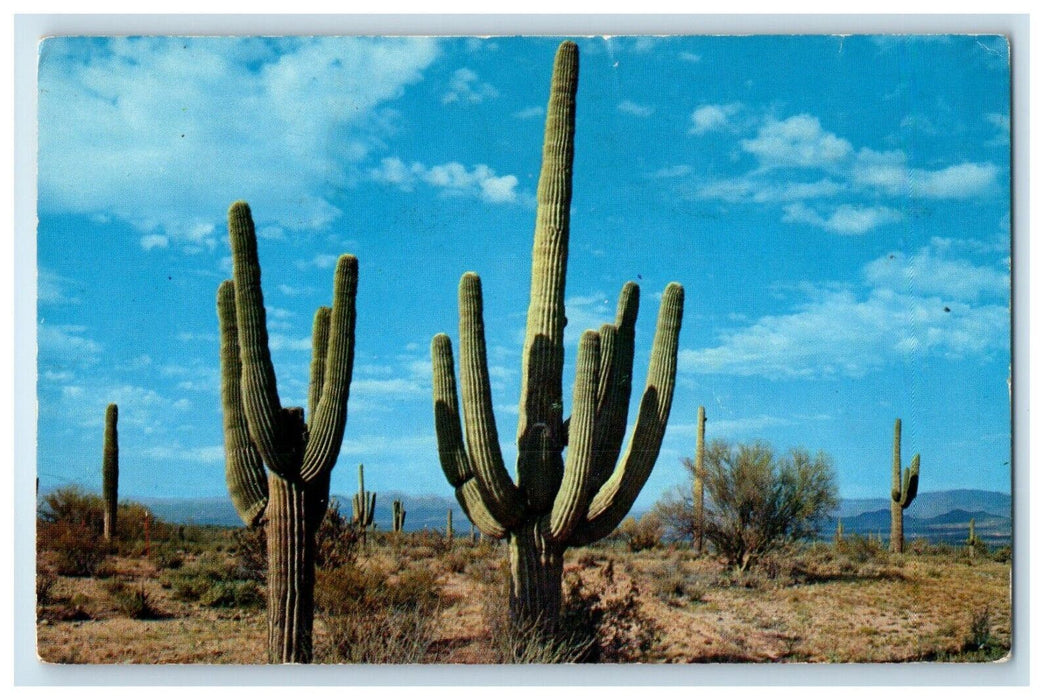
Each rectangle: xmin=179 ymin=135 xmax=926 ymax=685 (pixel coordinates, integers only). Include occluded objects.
xmin=692 ymin=406 xmax=706 ymax=553
xmin=446 ymin=508 xmax=454 ymax=542
xmin=966 ymin=518 xmax=981 ymax=558
xmin=102 ymin=403 xmax=118 ymax=542
xmin=392 ymin=499 xmax=406 ymax=533
xmin=889 ymin=418 xmax=920 ymax=554
xmin=431 ymin=41 xmax=684 ymax=633
xmin=218 ymin=201 xmax=357 ymax=663
xmin=352 ymin=463 xmax=376 ymax=531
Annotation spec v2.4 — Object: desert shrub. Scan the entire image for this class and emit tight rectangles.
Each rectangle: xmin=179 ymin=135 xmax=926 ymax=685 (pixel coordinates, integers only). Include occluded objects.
xmin=964 ymin=606 xmax=993 ymax=652
xmin=616 ymin=512 xmax=664 ymax=552
xmin=43 ymin=521 xmax=108 ymax=577
xmin=703 ymin=441 xmax=838 ymax=571
xmin=838 ymin=534 xmax=888 ymax=565
xmin=315 ymin=562 xmax=442 ymax=663
xmin=36 ymin=569 xmax=58 ymax=610
xmin=315 ymin=502 xmax=360 ymax=570
xmin=992 ymin=545 xmax=1011 ymax=563
xmin=162 ymin=554 xmax=247 ymax=603
xmin=560 ymin=564 xmax=660 ymax=663
xmin=652 ymin=562 xmax=705 ymax=605
xmin=38 ymin=487 xmax=105 ymax=531
xmin=152 ymin=547 xmax=185 ymax=570
xmin=200 ymin=580 xmax=264 ymax=608
xmin=232 ymin=526 xmax=267 ymax=582
xmin=443 ymin=548 xmax=469 ymax=574
xmin=109 ymin=581 xmax=161 ymax=619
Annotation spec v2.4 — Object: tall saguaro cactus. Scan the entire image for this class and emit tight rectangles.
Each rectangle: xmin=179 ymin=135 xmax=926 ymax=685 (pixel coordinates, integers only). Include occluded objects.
xmin=218 ymin=201 xmax=357 ymax=663
xmin=692 ymin=406 xmax=706 ymax=553
xmin=102 ymin=403 xmax=118 ymax=542
xmin=431 ymin=41 xmax=685 ymax=633
xmin=889 ymin=418 xmax=920 ymax=554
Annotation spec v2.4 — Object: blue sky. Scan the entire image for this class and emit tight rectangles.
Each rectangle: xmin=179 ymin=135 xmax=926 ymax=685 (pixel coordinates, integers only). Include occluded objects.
xmin=36 ymin=35 xmax=1011 ymax=508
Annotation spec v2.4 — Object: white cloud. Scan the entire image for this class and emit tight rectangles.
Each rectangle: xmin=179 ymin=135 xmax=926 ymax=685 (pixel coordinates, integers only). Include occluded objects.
xmin=863 ymin=246 xmax=1009 ymax=301
xmin=441 ymin=67 xmax=498 ymax=105
xmin=513 ymin=106 xmax=545 ymax=120
xmin=689 ymin=103 xmax=742 ymax=135
xmin=144 ymin=443 xmax=225 ymax=464
xmin=697 ymin=177 xmax=845 ymax=204
xmin=741 ymin=114 xmax=853 ymax=168
xmin=651 ymin=165 xmax=693 ymax=179
xmin=38 ymin=37 xmax=439 ymax=246
xmin=680 ymin=244 xmax=1009 ymax=379
xmin=852 ymin=148 xmax=998 ymax=199
xmin=139 ymin=234 xmax=169 ymax=251
xmin=38 ymin=268 xmax=81 ymax=305
xmin=618 ymin=100 xmax=654 ymax=117
xmin=678 ymin=51 xmax=702 ymax=63
xmin=268 ymin=334 xmax=314 ymax=351
xmin=564 ymin=292 xmax=619 ymax=346
xmin=782 ymin=202 xmax=902 ymax=235
xmin=369 ymin=157 xmax=521 ymax=204
xmin=38 ymin=324 xmax=102 ymax=367
xmin=985 ymin=112 xmax=1009 ymax=146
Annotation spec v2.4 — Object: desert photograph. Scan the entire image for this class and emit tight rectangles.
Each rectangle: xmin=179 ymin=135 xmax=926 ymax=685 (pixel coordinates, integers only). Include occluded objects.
xmin=32 ymin=32 xmax=1013 ymax=669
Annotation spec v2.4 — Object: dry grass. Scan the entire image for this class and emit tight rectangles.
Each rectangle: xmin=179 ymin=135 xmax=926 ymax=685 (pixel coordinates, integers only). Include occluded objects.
xmin=36 ymin=538 xmax=1011 ymax=664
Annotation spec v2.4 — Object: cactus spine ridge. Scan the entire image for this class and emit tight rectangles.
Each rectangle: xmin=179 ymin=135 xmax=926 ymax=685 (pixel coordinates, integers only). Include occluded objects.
xmin=889 ymin=418 xmax=921 ymax=554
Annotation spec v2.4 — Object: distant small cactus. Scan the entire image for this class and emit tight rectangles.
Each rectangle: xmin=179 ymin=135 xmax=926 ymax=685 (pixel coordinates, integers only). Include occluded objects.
xmin=889 ymin=418 xmax=920 ymax=554
xmin=101 ymin=403 xmax=118 ymax=542
xmin=392 ymin=499 xmax=406 ymax=533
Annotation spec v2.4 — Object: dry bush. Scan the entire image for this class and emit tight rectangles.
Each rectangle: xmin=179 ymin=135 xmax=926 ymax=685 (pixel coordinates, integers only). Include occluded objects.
xmin=560 ymin=563 xmax=661 ymax=662
xmin=315 ymin=562 xmax=442 ymax=663
xmin=616 ymin=512 xmax=664 ymax=552
xmin=232 ymin=526 xmax=267 ymax=582
xmin=107 ymin=580 xmax=162 ymax=619
xmin=315 ymin=502 xmax=360 ymax=570
xmin=41 ymin=521 xmax=108 ymax=577
xmin=652 ymin=562 xmax=706 ymax=605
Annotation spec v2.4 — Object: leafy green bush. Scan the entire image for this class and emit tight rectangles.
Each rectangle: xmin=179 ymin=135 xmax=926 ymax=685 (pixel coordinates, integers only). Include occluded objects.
xmin=42 ymin=521 xmax=108 ymax=577
xmin=108 ymin=581 xmax=161 ymax=619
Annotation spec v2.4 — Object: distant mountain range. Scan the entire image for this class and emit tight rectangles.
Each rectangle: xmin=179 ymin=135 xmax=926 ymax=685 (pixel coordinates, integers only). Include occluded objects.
xmin=137 ymin=488 xmax=1012 ymax=546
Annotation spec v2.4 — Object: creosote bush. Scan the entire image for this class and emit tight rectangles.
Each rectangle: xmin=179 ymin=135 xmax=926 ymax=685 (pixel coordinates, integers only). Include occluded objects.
xmin=616 ymin=512 xmax=664 ymax=552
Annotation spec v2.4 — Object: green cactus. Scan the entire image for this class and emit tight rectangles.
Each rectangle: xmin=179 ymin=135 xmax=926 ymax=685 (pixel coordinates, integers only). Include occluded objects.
xmin=835 ymin=518 xmax=844 ymax=547
xmin=966 ymin=518 xmax=983 ymax=558
xmin=392 ymin=499 xmax=406 ymax=533
xmin=446 ymin=507 xmax=454 ymax=542
xmin=352 ymin=463 xmax=376 ymax=530
xmin=889 ymin=418 xmax=920 ymax=554
xmin=217 ymin=201 xmax=357 ymax=663
xmin=692 ymin=406 xmax=706 ymax=553
xmin=102 ymin=403 xmax=118 ymax=542
xmin=431 ymin=41 xmax=685 ymax=634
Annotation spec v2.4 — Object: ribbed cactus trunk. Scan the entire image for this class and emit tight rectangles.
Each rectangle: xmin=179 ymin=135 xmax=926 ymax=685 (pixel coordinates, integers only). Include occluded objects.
xmin=218 ymin=201 xmax=357 ymax=663
xmin=692 ymin=406 xmax=705 ymax=553
xmin=432 ymin=41 xmax=684 ymax=638
xmin=889 ymin=418 xmax=920 ymax=555
xmin=102 ymin=403 xmax=118 ymax=542
xmin=265 ymin=474 xmax=316 ymax=663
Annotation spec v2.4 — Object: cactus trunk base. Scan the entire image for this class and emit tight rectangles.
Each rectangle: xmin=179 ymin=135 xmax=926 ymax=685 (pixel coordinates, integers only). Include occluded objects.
xmin=890 ymin=502 xmax=903 ymax=554
xmin=266 ymin=473 xmax=317 ymax=663
xmin=508 ymin=522 xmax=564 ymax=636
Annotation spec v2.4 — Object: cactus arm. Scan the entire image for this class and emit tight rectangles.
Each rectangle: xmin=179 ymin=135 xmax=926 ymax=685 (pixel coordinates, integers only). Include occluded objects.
xmin=547 ymin=330 xmax=600 ymax=542
xmin=307 ymin=306 xmax=331 ymax=429
xmin=228 ymin=201 xmax=300 ymax=478
xmin=902 ymin=454 xmax=920 ymax=508
xmin=589 ymin=282 xmax=639 ymax=490
xmin=516 ymin=41 xmax=579 ymax=508
xmin=217 ymin=280 xmax=269 ymax=527
xmin=457 ymin=273 xmax=526 ymax=527
xmin=300 ymin=255 xmax=358 ymax=484
xmin=432 ymin=332 xmax=511 ymax=538
xmin=891 ymin=418 xmax=903 ymax=503
xmin=570 ymin=282 xmax=684 ymax=545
